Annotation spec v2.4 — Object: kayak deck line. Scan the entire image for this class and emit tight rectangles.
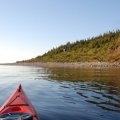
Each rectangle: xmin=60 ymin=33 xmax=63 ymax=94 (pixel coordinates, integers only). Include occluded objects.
xmin=5 ymin=95 xmax=29 ymax=107
xmin=0 ymin=84 xmax=40 ymax=120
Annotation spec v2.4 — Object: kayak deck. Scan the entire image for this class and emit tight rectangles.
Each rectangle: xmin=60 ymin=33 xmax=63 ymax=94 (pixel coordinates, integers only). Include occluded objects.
xmin=0 ymin=84 xmax=40 ymax=120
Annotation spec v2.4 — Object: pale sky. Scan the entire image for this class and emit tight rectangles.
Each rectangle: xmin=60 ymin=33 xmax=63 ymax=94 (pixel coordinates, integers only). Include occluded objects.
xmin=0 ymin=0 xmax=120 ymax=63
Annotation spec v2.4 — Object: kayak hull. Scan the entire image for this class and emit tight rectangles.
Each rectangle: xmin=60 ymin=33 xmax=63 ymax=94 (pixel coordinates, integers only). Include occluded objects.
xmin=0 ymin=85 xmax=40 ymax=120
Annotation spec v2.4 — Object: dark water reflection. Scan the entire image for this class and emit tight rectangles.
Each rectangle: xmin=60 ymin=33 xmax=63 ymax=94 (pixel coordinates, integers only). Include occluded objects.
xmin=0 ymin=65 xmax=120 ymax=120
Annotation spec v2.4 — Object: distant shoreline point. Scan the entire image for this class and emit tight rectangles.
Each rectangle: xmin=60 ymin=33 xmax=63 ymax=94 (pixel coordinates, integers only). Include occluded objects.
xmin=2 ymin=62 xmax=120 ymax=68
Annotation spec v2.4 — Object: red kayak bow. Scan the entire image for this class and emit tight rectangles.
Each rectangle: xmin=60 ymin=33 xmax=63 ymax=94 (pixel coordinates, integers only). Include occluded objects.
xmin=0 ymin=84 xmax=40 ymax=120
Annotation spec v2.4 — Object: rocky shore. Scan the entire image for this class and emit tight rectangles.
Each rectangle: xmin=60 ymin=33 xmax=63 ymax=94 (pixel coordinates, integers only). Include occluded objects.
xmin=5 ymin=62 xmax=120 ymax=68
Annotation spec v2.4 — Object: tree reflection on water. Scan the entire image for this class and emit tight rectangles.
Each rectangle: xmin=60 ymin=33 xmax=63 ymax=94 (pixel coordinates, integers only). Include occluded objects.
xmin=42 ymin=67 xmax=120 ymax=112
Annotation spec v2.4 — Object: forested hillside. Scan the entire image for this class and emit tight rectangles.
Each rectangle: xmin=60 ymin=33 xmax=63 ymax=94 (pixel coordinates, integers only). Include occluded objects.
xmin=19 ymin=30 xmax=120 ymax=63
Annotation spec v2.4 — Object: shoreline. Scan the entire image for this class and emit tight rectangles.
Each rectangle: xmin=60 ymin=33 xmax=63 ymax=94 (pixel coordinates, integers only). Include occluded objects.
xmin=2 ymin=62 xmax=120 ymax=68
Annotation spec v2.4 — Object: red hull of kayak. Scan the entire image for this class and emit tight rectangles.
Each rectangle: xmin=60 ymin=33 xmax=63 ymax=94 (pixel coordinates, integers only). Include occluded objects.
xmin=0 ymin=85 xmax=40 ymax=120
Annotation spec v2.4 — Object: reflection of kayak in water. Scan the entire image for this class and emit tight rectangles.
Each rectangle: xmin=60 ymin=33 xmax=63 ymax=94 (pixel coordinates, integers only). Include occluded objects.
xmin=0 ymin=84 xmax=40 ymax=120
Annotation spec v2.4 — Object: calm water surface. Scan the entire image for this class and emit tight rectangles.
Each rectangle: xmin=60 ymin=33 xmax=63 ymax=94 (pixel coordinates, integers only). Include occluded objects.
xmin=0 ymin=65 xmax=120 ymax=120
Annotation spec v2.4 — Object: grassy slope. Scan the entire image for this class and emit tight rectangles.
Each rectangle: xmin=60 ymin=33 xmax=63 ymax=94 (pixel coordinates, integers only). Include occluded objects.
xmin=20 ymin=30 xmax=120 ymax=63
